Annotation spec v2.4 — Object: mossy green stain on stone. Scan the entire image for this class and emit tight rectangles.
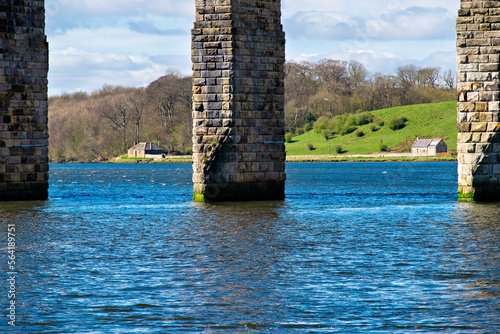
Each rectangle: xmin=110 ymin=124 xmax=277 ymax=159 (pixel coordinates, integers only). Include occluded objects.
xmin=458 ymin=191 xmax=475 ymax=202
xmin=193 ymin=191 xmax=205 ymax=202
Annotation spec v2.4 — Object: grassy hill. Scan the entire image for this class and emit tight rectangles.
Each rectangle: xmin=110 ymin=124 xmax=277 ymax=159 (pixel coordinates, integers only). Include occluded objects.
xmin=285 ymin=101 xmax=457 ymax=156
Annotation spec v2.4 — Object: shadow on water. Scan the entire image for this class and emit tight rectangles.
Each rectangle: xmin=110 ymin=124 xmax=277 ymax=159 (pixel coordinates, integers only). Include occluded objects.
xmin=0 ymin=200 xmax=49 ymax=215
xmin=452 ymin=202 xmax=500 ymax=298
xmin=0 ymin=200 xmax=53 ymax=252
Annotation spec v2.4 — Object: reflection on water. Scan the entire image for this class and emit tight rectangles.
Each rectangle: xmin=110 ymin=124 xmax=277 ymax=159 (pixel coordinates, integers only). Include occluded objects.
xmin=181 ymin=202 xmax=289 ymax=329
xmin=0 ymin=163 xmax=499 ymax=333
xmin=452 ymin=203 xmax=500 ymax=305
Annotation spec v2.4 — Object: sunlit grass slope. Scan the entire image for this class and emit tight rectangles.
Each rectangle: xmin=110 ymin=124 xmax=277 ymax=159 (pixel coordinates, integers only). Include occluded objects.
xmin=285 ymin=101 xmax=457 ymax=156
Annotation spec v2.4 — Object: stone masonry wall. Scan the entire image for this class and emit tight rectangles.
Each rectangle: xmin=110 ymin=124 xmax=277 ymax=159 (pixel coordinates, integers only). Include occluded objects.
xmin=0 ymin=1 xmax=49 ymax=200
xmin=192 ymin=0 xmax=286 ymax=201
xmin=457 ymin=0 xmax=500 ymax=201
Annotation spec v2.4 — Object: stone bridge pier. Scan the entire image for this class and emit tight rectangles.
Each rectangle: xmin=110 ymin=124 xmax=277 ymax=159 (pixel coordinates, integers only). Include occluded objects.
xmin=457 ymin=0 xmax=500 ymax=201
xmin=191 ymin=0 xmax=286 ymax=201
xmin=2 ymin=0 xmax=500 ymax=202
xmin=0 ymin=1 xmax=49 ymax=201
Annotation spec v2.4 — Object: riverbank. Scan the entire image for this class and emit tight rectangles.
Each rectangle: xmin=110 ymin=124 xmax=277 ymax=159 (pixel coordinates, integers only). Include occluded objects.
xmin=286 ymin=154 xmax=457 ymax=163
xmin=109 ymin=156 xmax=193 ymax=164
xmin=51 ymin=154 xmax=457 ymax=164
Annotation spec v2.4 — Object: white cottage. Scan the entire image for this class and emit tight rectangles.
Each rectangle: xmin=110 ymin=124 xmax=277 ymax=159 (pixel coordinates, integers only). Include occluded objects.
xmin=411 ymin=138 xmax=448 ymax=156
xmin=128 ymin=142 xmax=167 ymax=158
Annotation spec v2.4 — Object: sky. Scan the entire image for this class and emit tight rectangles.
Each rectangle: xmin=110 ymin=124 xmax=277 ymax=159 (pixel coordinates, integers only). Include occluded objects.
xmin=46 ymin=0 xmax=459 ymax=96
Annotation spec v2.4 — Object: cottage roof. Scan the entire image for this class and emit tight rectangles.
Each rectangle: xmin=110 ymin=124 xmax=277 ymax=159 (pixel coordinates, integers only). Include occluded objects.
xmin=129 ymin=142 xmax=167 ymax=152
xmin=429 ymin=139 xmax=441 ymax=147
xmin=411 ymin=138 xmax=445 ymax=149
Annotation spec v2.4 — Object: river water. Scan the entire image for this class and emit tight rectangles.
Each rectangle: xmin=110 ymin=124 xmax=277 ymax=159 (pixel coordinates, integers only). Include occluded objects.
xmin=0 ymin=162 xmax=499 ymax=333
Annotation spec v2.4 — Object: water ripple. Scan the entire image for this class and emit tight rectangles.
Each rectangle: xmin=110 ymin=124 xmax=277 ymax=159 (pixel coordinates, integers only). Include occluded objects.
xmin=0 ymin=162 xmax=499 ymax=333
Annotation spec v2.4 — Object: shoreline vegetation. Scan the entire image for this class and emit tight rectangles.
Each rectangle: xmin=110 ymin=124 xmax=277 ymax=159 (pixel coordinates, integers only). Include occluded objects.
xmin=49 ymin=99 xmax=459 ymax=165
xmin=284 ymin=101 xmax=457 ymax=156
xmin=50 ymin=154 xmax=457 ymax=164
xmin=48 ymin=61 xmax=456 ymax=163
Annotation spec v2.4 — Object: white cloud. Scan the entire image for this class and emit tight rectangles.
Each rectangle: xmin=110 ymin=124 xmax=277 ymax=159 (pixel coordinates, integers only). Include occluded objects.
xmin=299 ymin=53 xmax=320 ymax=59
xmin=45 ymin=0 xmax=458 ymax=95
xmin=287 ymin=48 xmax=457 ymax=75
xmin=46 ymin=0 xmax=194 ymax=20
xmin=127 ymin=21 xmax=185 ymax=36
xmin=418 ymin=51 xmax=457 ymax=72
xmin=284 ymin=6 xmax=455 ymax=41
xmin=48 ymin=48 xmax=190 ymax=96
xmin=282 ymin=0 xmax=459 ymax=18
xmin=46 ymin=1 xmax=194 ymax=95
xmin=45 ymin=0 xmax=194 ymax=35
xmin=49 ymin=27 xmax=190 ymax=54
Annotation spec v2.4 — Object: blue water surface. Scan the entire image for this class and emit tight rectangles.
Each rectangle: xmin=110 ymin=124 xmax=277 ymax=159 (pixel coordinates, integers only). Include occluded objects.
xmin=0 ymin=162 xmax=499 ymax=333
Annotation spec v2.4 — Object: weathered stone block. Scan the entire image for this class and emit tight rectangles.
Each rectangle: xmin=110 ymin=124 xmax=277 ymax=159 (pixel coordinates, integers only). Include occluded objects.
xmin=487 ymin=122 xmax=500 ymax=131
xmin=471 ymin=122 xmax=488 ymax=132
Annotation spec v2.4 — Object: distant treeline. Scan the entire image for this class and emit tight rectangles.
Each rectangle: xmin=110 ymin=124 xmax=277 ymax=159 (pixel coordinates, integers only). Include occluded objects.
xmin=284 ymin=60 xmax=456 ymax=135
xmin=49 ymin=71 xmax=192 ymax=162
xmin=48 ymin=60 xmax=456 ymax=162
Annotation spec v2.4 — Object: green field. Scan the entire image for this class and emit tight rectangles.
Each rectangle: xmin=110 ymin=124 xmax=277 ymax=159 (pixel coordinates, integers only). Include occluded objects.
xmin=285 ymin=101 xmax=457 ymax=156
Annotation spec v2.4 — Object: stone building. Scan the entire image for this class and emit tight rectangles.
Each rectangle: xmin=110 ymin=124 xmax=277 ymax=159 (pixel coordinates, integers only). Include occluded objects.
xmin=411 ymin=139 xmax=448 ymax=157
xmin=128 ymin=142 xmax=167 ymax=158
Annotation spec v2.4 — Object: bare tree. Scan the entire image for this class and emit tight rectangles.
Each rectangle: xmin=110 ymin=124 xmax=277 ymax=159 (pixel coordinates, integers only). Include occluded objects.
xmin=367 ymin=73 xmax=398 ymax=111
xmin=147 ymin=72 xmax=187 ymax=134
xmin=146 ymin=72 xmax=193 ymax=151
xmin=314 ymin=59 xmax=350 ymax=95
xmin=100 ymin=95 xmax=129 ymax=153
xmin=441 ymin=69 xmax=457 ymax=89
xmin=129 ymin=89 xmax=145 ymax=144
xmin=348 ymin=61 xmax=369 ymax=90
xmin=285 ymin=61 xmax=320 ymax=105
xmin=416 ymin=67 xmax=440 ymax=88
